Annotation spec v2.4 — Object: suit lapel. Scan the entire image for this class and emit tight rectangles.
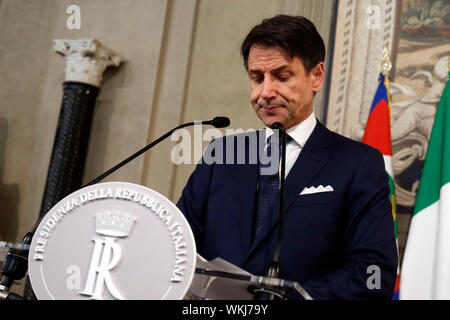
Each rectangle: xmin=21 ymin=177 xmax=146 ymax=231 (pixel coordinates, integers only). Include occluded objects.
xmin=243 ymin=120 xmax=335 ymax=263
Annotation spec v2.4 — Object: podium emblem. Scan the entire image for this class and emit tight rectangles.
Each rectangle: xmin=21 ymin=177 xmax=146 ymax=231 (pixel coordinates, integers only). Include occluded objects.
xmin=79 ymin=211 xmax=135 ymax=299
xmin=28 ymin=182 xmax=196 ymax=300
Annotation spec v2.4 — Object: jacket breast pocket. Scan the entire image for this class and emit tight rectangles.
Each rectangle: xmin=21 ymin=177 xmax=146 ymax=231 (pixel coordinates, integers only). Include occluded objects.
xmin=293 ymin=191 xmax=339 ymax=206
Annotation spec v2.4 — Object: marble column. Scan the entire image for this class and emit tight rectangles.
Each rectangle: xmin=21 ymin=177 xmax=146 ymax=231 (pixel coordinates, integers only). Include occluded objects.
xmin=38 ymin=39 xmax=123 ymax=218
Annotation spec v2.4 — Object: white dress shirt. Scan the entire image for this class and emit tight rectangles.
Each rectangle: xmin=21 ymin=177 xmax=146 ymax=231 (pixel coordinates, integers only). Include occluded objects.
xmin=264 ymin=111 xmax=317 ymax=179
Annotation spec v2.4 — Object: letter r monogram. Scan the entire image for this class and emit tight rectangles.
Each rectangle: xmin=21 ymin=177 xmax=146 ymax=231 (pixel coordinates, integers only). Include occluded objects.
xmin=80 ymin=237 xmax=124 ymax=299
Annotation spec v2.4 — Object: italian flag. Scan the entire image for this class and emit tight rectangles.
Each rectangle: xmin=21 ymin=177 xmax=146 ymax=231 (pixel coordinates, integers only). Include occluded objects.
xmin=362 ymin=73 xmax=399 ymax=299
xmin=400 ymin=71 xmax=450 ymax=299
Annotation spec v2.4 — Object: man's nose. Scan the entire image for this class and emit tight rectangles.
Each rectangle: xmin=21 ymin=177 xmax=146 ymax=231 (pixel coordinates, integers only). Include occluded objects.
xmin=260 ymin=78 xmax=277 ymax=99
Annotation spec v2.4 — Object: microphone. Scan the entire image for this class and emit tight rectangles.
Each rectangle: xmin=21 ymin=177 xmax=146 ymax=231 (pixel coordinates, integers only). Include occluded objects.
xmin=0 ymin=116 xmax=230 ymax=300
xmin=203 ymin=116 xmax=230 ymax=128
xmin=253 ymin=121 xmax=288 ymax=300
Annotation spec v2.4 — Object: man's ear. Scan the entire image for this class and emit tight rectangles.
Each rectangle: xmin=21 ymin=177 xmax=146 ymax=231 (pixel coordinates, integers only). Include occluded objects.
xmin=311 ymin=62 xmax=325 ymax=93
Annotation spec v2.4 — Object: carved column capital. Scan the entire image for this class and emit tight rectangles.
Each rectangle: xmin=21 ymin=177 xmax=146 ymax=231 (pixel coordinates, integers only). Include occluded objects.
xmin=54 ymin=38 xmax=124 ymax=87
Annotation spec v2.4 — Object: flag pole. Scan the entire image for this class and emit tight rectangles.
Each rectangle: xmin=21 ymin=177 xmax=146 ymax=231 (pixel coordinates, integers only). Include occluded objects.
xmin=378 ymin=46 xmax=400 ymax=299
xmin=380 ymin=46 xmax=392 ymax=76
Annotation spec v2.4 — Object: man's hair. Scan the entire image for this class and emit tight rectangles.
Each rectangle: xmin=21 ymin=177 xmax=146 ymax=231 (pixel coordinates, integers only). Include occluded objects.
xmin=240 ymin=15 xmax=325 ymax=74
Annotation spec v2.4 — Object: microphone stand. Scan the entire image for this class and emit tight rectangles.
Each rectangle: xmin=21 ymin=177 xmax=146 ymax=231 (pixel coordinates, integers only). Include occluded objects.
xmin=85 ymin=119 xmax=216 ymax=186
xmin=253 ymin=123 xmax=288 ymax=300
xmin=0 ymin=117 xmax=230 ymax=300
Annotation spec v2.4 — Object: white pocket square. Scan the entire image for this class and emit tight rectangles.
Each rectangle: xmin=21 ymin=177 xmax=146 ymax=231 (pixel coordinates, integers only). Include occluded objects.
xmin=300 ymin=185 xmax=334 ymax=195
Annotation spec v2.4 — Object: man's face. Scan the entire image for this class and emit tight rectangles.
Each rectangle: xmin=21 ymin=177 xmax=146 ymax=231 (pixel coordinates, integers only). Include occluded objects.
xmin=247 ymin=45 xmax=324 ymax=129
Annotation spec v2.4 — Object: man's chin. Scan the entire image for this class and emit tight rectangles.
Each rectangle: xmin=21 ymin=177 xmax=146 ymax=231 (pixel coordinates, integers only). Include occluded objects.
xmin=260 ymin=116 xmax=287 ymax=129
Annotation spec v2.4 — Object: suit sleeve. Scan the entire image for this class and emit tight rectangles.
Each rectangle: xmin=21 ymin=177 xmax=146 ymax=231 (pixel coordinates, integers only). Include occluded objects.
xmin=176 ymin=144 xmax=214 ymax=253
xmin=300 ymin=147 xmax=398 ymax=299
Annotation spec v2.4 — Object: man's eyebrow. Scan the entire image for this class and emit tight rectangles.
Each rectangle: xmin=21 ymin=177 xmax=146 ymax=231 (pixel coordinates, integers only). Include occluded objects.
xmin=248 ymin=64 xmax=291 ymax=74
xmin=271 ymin=65 xmax=291 ymax=73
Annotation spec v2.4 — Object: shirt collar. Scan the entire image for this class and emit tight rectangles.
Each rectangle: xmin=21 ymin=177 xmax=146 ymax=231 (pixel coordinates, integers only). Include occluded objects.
xmin=264 ymin=111 xmax=317 ymax=148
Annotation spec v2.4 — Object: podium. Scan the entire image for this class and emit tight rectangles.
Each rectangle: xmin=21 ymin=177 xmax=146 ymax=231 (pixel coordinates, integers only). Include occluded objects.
xmin=1 ymin=182 xmax=313 ymax=300
xmin=1 ymin=245 xmax=314 ymax=300
xmin=1 ymin=242 xmax=312 ymax=300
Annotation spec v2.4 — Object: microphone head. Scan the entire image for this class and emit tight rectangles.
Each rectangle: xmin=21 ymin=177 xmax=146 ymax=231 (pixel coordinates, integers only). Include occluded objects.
xmin=211 ymin=117 xmax=230 ymax=128
xmin=271 ymin=122 xmax=284 ymax=131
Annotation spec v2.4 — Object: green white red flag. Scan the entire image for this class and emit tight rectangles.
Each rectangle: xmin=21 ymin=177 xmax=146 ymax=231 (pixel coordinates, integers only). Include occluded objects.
xmin=400 ymin=70 xmax=450 ymax=299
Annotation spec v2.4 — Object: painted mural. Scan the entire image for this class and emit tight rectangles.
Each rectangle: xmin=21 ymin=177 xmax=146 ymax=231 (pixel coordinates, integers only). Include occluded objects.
xmin=390 ymin=0 xmax=450 ymax=213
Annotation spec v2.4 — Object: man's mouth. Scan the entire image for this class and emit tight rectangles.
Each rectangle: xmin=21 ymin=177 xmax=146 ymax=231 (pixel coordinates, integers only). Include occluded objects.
xmin=261 ymin=105 xmax=283 ymax=113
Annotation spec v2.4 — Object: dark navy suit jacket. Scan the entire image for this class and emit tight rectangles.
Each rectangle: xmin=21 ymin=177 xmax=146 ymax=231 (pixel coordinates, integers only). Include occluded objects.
xmin=177 ymin=120 xmax=398 ymax=299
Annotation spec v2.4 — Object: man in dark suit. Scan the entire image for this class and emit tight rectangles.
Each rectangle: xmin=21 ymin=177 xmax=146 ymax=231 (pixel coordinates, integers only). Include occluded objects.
xmin=177 ymin=15 xmax=397 ymax=299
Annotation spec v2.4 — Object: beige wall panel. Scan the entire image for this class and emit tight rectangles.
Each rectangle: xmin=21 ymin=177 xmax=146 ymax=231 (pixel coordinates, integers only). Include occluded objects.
xmin=140 ymin=0 xmax=198 ymax=200
xmin=0 ymin=0 xmax=169 ymax=242
xmin=0 ymin=0 xmax=59 ymax=241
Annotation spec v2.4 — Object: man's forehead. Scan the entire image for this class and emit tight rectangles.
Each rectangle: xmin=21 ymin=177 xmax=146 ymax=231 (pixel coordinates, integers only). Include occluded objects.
xmin=248 ymin=45 xmax=291 ymax=61
xmin=248 ymin=45 xmax=298 ymax=71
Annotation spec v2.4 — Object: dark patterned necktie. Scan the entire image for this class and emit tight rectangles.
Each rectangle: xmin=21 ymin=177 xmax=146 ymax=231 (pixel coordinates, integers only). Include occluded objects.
xmin=254 ymin=134 xmax=291 ymax=238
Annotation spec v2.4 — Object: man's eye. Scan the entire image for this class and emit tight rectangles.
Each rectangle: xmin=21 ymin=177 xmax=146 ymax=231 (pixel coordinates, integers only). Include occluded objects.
xmin=252 ymin=76 xmax=263 ymax=83
xmin=278 ymin=74 xmax=290 ymax=81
